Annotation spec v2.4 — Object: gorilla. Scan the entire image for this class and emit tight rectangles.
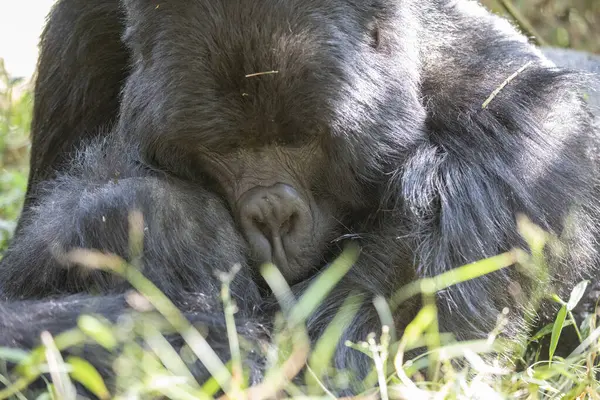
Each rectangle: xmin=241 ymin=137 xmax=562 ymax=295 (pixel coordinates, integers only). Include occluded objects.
xmin=1 ymin=0 xmax=600 ymax=395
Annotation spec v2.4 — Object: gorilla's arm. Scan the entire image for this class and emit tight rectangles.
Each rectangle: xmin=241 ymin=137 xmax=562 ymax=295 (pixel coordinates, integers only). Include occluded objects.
xmin=1 ymin=0 xmax=271 ymax=391
xmin=0 ymin=138 xmax=269 ymax=390
xmin=24 ymin=0 xmax=127 ymax=209
xmin=0 ymin=294 xmax=268 ymax=390
xmin=0 ymin=295 xmax=127 ymax=348
xmin=300 ymin=2 xmax=600 ymax=375
xmin=399 ymin=3 xmax=599 ymax=337
xmin=1 ymin=136 xmax=257 ymax=304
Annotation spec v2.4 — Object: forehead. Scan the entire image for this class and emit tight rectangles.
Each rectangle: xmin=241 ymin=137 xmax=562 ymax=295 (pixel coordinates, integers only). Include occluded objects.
xmin=124 ymin=0 xmax=385 ymax=49
xmin=123 ymin=0 xmax=397 ymax=80
xmin=125 ymin=1 xmax=370 ymax=86
xmin=122 ymin=0 xmax=391 ymax=149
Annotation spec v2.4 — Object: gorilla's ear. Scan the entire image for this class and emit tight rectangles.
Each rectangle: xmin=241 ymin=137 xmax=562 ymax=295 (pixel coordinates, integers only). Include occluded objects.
xmin=25 ymin=0 xmax=129 ymax=209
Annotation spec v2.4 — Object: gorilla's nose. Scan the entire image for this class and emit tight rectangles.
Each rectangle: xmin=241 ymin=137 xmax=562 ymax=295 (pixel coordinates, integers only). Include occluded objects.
xmin=237 ymin=183 xmax=312 ymax=280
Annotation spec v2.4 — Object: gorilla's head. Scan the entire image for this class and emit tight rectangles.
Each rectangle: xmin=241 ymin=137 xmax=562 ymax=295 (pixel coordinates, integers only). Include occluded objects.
xmin=117 ymin=0 xmax=425 ymax=283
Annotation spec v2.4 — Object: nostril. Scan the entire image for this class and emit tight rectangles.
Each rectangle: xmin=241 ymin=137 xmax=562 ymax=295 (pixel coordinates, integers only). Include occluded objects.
xmin=280 ymin=212 xmax=298 ymax=234
xmin=280 ymin=219 xmax=291 ymax=234
xmin=237 ymin=184 xmax=312 ymax=276
xmin=253 ymin=217 xmax=269 ymax=237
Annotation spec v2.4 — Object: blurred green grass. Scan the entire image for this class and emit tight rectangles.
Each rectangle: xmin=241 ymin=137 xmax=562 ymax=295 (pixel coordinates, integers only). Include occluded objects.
xmin=0 ymin=59 xmax=30 ymax=251
xmin=481 ymin=0 xmax=600 ymax=54
xmin=1 ymin=214 xmax=598 ymax=399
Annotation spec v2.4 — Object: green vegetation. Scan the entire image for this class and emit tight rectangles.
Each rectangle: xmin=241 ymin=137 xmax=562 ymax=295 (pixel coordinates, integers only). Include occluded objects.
xmin=481 ymin=0 xmax=600 ymax=54
xmin=0 ymin=59 xmax=30 ymax=250
xmin=0 ymin=214 xmax=598 ymax=399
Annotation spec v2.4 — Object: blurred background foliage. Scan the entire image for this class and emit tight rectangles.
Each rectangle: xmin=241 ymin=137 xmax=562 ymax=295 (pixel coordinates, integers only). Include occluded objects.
xmin=0 ymin=0 xmax=599 ymax=252
xmin=481 ymin=0 xmax=600 ymax=53
xmin=0 ymin=59 xmax=30 ymax=249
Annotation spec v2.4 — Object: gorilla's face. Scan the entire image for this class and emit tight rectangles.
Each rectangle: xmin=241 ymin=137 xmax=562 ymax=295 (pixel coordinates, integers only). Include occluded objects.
xmin=118 ymin=0 xmax=425 ymax=283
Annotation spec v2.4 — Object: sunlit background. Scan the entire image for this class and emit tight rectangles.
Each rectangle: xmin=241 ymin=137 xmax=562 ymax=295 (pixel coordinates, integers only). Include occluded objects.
xmin=0 ymin=0 xmax=56 ymax=79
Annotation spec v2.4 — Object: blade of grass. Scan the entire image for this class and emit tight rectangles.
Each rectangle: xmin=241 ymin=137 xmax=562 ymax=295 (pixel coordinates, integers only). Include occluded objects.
xmin=67 ymin=249 xmax=234 ymax=394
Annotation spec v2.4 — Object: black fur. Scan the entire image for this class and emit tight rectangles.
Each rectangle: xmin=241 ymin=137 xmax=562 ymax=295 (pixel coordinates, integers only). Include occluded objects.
xmin=1 ymin=0 xmax=599 ymax=395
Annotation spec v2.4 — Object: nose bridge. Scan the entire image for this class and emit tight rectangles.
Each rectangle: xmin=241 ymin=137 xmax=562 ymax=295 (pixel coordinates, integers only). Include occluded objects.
xmin=225 ymin=147 xmax=303 ymax=202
